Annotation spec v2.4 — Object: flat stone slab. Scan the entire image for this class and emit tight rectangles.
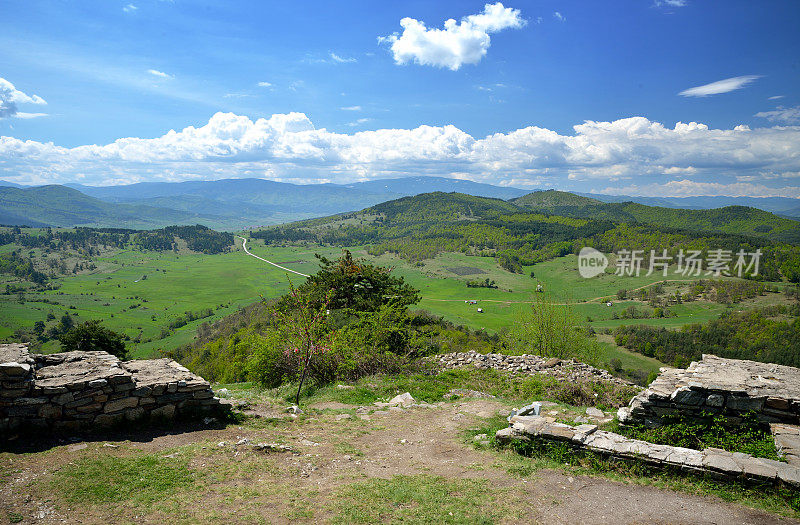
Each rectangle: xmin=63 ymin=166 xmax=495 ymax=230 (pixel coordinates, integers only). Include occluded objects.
xmin=619 ymin=355 xmax=800 ymax=427
xmin=33 ymin=351 xmax=130 ymax=389
xmin=771 ymin=423 xmax=800 ymax=466
xmin=0 ymin=343 xmax=32 ymax=365
xmin=122 ymin=359 xmax=210 ymax=391
xmin=497 ymin=414 xmax=800 ymax=488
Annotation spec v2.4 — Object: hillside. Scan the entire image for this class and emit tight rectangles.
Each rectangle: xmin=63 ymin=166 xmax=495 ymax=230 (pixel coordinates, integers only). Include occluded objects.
xmin=0 ymin=185 xmax=206 ymax=229
xmin=252 ymin=191 xmax=800 ymax=281
xmin=513 ymin=190 xmax=603 ymax=208
xmin=513 ymin=191 xmax=800 ymax=244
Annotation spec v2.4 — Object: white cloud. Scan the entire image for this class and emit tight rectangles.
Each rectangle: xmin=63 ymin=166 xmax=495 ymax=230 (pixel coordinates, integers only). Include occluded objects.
xmin=15 ymin=112 xmax=48 ymax=119
xmin=347 ymin=118 xmax=372 ymax=127
xmin=223 ymin=93 xmax=253 ymax=99
xmin=379 ymin=2 xmax=525 ymax=71
xmin=0 ymin=77 xmax=47 ymax=119
xmin=553 ymin=11 xmax=565 ymax=22
xmin=678 ymin=75 xmax=760 ymax=97
xmin=257 ymin=81 xmax=272 ymax=88
xmin=2 ymin=113 xmax=800 ymax=197
xmin=123 ymin=4 xmax=137 ymax=13
xmin=329 ymin=52 xmax=356 ymax=64
xmin=654 ymin=0 xmax=687 ymax=7
xmin=599 ymin=180 xmax=800 ymax=199
xmin=768 ymin=95 xmax=784 ymax=100
xmin=147 ymin=69 xmax=173 ymax=79
xmin=755 ymin=105 xmax=800 ymax=125
xmin=340 ymin=105 xmax=362 ymax=111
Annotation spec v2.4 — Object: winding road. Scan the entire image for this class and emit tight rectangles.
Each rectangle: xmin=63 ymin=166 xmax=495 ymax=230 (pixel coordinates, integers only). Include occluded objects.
xmin=236 ymin=236 xmax=310 ymax=277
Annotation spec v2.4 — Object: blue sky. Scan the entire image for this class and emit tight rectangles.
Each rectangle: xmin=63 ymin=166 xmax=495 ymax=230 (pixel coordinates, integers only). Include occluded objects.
xmin=1 ymin=0 xmax=799 ymax=197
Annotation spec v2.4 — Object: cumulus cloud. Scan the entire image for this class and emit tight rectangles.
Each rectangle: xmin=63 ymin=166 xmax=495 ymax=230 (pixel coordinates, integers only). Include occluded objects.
xmin=257 ymin=81 xmax=272 ymax=88
xmin=0 ymin=77 xmax=47 ymax=119
xmin=553 ymin=11 xmax=565 ymax=22
xmin=2 ymin=112 xmax=800 ymax=197
xmin=379 ymin=2 xmax=525 ymax=70
xmin=754 ymin=105 xmax=800 ymax=125
xmin=147 ymin=69 xmax=173 ymax=79
xmin=678 ymin=75 xmax=760 ymax=97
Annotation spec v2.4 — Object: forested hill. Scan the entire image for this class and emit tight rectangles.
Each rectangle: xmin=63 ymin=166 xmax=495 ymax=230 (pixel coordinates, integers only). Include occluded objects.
xmin=0 ymin=185 xmax=205 ymax=229
xmin=513 ymin=190 xmax=800 ymax=243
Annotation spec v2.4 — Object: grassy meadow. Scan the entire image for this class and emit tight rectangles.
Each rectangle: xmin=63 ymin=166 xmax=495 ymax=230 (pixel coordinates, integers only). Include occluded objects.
xmin=2 ymin=235 xmax=788 ymax=372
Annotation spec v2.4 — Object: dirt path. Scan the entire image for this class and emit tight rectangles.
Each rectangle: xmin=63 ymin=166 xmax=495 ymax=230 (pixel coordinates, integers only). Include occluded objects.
xmin=237 ymin=235 xmax=310 ymax=277
xmin=1 ymin=398 xmax=793 ymax=524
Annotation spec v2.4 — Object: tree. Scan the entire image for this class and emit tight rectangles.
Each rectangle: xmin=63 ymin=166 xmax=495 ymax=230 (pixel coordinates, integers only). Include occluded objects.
xmin=58 ymin=313 xmax=74 ymax=333
xmin=273 ymin=282 xmax=334 ymax=407
xmin=58 ymin=320 xmax=128 ymax=359
xmin=33 ymin=320 xmax=46 ymax=338
xmin=298 ymin=250 xmax=419 ymax=312
xmin=506 ymin=292 xmax=599 ymax=363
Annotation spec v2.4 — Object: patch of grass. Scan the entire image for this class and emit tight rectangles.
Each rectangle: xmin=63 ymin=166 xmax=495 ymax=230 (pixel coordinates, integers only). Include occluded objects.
xmin=302 ymin=368 xmax=638 ymax=409
xmin=334 ymin=441 xmax=365 ymax=457
xmin=612 ymin=413 xmax=782 ymax=460
xmin=330 ymin=474 xmax=511 ymax=524
xmin=6 ymin=511 xmax=23 ymax=524
xmin=51 ymin=454 xmax=194 ymax=505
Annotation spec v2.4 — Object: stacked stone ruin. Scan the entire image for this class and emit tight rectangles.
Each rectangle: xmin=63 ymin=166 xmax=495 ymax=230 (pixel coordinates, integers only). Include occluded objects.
xmin=437 ymin=350 xmax=634 ymax=387
xmin=496 ymin=354 xmax=800 ymax=488
xmin=1 ymin=343 xmax=224 ymax=435
xmin=496 ymin=414 xmax=800 ymax=488
xmin=618 ymin=355 xmax=800 ymax=427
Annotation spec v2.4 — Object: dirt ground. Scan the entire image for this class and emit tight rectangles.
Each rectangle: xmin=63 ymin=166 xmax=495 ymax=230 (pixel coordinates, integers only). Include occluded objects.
xmin=1 ymin=398 xmax=796 ymax=525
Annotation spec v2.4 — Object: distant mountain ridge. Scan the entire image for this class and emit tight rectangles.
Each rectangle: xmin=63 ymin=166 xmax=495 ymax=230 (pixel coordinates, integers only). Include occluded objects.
xmin=1 ymin=177 xmax=798 ymax=235
xmin=577 ymin=192 xmax=800 ymax=219
xmin=0 ymin=177 xmax=529 ymax=229
xmin=0 ymin=185 xmax=209 ymax=229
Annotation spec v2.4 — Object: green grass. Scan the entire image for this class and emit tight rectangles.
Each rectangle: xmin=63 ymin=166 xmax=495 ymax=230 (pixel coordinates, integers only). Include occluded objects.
xmin=52 ymin=454 xmax=194 ymax=505
xmin=244 ymin=367 xmax=639 ymax=412
xmin=2 ymin=238 xmax=780 ymax=373
xmin=331 ymin=475 xmax=510 ymax=524
xmin=595 ymin=338 xmax=664 ymax=377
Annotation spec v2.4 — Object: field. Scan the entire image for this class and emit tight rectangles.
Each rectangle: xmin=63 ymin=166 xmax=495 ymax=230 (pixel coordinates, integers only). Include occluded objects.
xmin=2 ymin=236 xmax=789 ymax=371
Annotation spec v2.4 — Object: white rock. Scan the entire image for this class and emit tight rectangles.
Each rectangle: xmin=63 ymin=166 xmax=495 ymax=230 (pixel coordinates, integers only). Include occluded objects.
xmin=388 ymin=392 xmax=415 ymax=407
xmin=586 ymin=407 xmax=605 ymax=418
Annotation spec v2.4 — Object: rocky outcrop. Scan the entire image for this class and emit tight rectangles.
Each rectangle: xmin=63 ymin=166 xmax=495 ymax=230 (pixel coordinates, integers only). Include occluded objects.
xmin=496 ymin=414 xmax=800 ymax=488
xmin=618 ymin=355 xmax=800 ymax=427
xmin=0 ymin=344 xmax=225 ymax=435
xmin=436 ymin=350 xmax=634 ymax=387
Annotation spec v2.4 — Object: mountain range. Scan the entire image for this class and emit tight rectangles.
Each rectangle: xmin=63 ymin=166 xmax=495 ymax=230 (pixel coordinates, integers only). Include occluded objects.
xmin=0 ymin=177 xmax=798 ymax=234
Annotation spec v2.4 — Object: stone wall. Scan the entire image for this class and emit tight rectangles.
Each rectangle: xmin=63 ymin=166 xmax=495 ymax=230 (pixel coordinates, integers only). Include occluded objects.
xmin=436 ymin=350 xmax=635 ymax=387
xmin=0 ymin=344 xmax=225 ymax=435
xmin=618 ymin=355 xmax=800 ymax=427
xmin=496 ymin=414 xmax=800 ymax=488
